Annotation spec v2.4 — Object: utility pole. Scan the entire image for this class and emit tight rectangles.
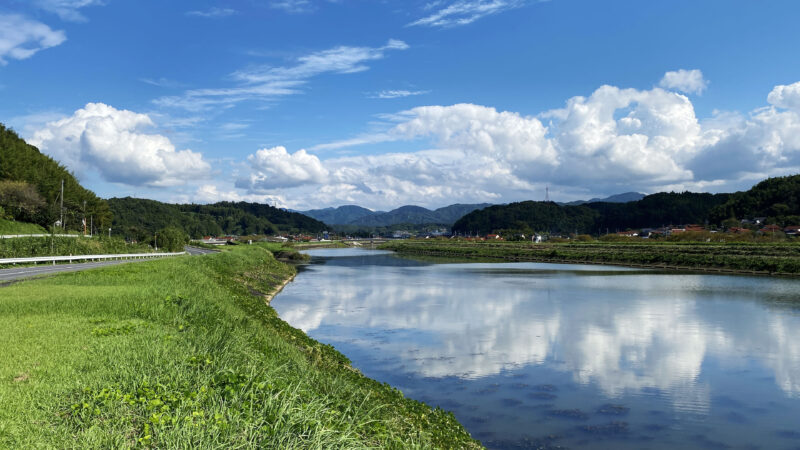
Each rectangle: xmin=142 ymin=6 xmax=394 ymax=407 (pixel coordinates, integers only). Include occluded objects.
xmin=60 ymin=179 xmax=64 ymax=230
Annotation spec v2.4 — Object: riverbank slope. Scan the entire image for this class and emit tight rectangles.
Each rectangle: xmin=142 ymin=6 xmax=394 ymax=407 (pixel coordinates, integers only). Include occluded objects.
xmin=0 ymin=244 xmax=479 ymax=448
xmin=380 ymin=240 xmax=800 ymax=275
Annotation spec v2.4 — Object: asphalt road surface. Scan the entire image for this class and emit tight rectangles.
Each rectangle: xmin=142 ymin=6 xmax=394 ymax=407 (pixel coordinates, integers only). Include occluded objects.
xmin=184 ymin=246 xmax=219 ymax=255
xmin=0 ymin=259 xmax=151 ymax=284
xmin=1 ymin=246 xmax=217 ymax=284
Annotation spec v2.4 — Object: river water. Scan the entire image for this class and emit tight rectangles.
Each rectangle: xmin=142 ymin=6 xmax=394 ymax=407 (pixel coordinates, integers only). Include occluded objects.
xmin=271 ymin=248 xmax=800 ymax=449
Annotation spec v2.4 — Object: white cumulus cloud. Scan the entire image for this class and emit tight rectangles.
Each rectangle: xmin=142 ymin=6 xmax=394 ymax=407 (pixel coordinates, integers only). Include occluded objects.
xmin=659 ymin=69 xmax=708 ymax=95
xmin=237 ymin=146 xmax=329 ymax=191
xmin=767 ymin=81 xmax=800 ymax=111
xmin=260 ymin=74 xmax=800 ymax=209
xmin=0 ymin=14 xmax=66 ymax=65
xmin=545 ymin=85 xmax=703 ymax=184
xmin=28 ymin=103 xmax=211 ymax=187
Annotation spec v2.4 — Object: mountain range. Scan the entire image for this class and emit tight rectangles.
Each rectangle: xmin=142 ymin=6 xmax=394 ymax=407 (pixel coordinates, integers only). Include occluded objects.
xmin=301 ymin=203 xmax=493 ymax=227
xmin=302 ymin=193 xmax=645 ymax=228
xmin=563 ymin=192 xmax=645 ymax=206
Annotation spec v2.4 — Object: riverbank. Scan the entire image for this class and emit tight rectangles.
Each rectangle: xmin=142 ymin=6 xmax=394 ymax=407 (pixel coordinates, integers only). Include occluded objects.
xmin=291 ymin=241 xmax=349 ymax=250
xmin=380 ymin=240 xmax=800 ymax=276
xmin=0 ymin=244 xmax=480 ymax=448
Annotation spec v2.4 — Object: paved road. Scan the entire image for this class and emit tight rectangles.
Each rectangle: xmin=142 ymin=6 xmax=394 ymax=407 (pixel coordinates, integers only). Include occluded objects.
xmin=185 ymin=246 xmax=218 ymax=255
xmin=0 ymin=246 xmax=216 ymax=284
xmin=0 ymin=259 xmax=152 ymax=283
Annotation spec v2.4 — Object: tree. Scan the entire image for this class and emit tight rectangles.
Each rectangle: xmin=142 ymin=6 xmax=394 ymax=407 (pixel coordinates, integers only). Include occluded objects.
xmin=721 ymin=217 xmax=740 ymax=230
xmin=154 ymin=227 xmax=189 ymax=252
xmin=0 ymin=180 xmax=46 ymax=223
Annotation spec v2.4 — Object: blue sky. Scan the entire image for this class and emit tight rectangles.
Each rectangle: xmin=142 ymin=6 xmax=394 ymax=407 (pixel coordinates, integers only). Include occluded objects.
xmin=2 ymin=0 xmax=800 ymax=210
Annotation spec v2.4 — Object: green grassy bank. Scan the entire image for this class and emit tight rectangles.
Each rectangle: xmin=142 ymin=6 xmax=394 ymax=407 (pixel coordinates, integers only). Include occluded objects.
xmin=0 ymin=235 xmax=154 ymax=259
xmin=0 ymin=219 xmax=47 ymax=235
xmin=0 ymin=244 xmax=479 ymax=448
xmin=381 ymin=240 xmax=800 ymax=275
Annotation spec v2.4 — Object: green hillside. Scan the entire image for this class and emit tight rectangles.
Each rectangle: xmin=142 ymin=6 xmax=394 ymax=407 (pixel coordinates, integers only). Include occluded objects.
xmin=0 ymin=124 xmax=111 ymax=232
xmin=453 ymin=190 xmax=738 ymax=235
xmin=109 ymin=197 xmax=328 ymax=241
xmin=0 ymin=218 xmax=47 ymax=235
xmin=710 ymin=174 xmax=800 ymax=226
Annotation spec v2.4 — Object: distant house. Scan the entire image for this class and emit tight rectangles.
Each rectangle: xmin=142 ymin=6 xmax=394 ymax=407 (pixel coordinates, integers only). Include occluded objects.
xmin=202 ymin=237 xmax=228 ymax=246
xmin=616 ymin=230 xmax=638 ymax=237
xmin=783 ymin=226 xmax=800 ymax=236
xmin=684 ymin=224 xmax=706 ymax=232
xmin=760 ymin=224 xmax=782 ymax=234
xmin=486 ymin=234 xmax=502 ymax=240
xmin=728 ymin=227 xmax=749 ymax=234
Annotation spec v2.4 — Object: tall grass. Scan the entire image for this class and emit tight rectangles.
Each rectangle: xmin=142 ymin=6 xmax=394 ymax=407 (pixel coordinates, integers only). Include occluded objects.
xmin=0 ymin=218 xmax=47 ymax=235
xmin=0 ymin=244 xmax=479 ymax=448
xmin=0 ymin=235 xmax=153 ymax=258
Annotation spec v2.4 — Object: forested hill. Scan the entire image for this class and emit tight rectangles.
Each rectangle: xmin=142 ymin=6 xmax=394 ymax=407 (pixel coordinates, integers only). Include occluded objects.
xmin=108 ymin=197 xmax=327 ymax=241
xmin=709 ymin=175 xmax=800 ymax=225
xmin=0 ymin=124 xmax=111 ymax=231
xmin=453 ymin=191 xmax=733 ymax=235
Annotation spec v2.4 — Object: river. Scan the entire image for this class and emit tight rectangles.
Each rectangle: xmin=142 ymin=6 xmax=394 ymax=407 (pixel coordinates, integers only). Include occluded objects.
xmin=271 ymin=248 xmax=800 ymax=449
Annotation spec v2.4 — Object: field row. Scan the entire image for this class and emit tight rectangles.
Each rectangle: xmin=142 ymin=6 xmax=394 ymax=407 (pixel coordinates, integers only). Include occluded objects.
xmin=382 ymin=241 xmax=800 ymax=275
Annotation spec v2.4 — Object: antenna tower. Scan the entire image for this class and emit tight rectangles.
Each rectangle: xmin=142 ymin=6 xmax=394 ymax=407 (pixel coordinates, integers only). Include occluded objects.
xmin=545 ymin=186 xmax=550 ymax=202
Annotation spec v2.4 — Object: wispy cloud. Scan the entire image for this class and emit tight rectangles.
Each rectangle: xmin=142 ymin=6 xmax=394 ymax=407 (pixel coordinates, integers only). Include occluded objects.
xmin=139 ymin=77 xmax=186 ymax=89
xmin=31 ymin=0 xmax=104 ymax=22
xmin=370 ymin=89 xmax=430 ymax=99
xmin=155 ymin=40 xmax=410 ymax=111
xmin=271 ymin=0 xmax=314 ymax=13
xmin=410 ymin=0 xmax=533 ymax=28
xmin=0 ymin=14 xmax=66 ymax=65
xmin=186 ymin=7 xmax=238 ymax=18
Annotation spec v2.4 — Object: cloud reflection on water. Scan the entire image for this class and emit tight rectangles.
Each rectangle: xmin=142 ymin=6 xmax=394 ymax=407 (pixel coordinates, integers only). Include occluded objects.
xmin=274 ymin=254 xmax=800 ymax=413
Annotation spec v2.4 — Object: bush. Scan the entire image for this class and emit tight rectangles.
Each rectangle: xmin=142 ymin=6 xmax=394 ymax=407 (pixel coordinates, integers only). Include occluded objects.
xmin=0 ymin=180 xmax=45 ymax=223
xmin=154 ymin=227 xmax=189 ymax=252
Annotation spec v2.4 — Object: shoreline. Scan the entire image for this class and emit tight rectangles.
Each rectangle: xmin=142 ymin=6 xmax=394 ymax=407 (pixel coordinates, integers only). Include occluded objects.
xmin=262 ymin=272 xmax=296 ymax=304
xmin=381 ymin=241 xmax=800 ymax=277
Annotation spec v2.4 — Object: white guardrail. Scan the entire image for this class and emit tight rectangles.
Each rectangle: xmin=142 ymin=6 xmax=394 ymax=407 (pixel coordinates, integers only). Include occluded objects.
xmin=0 ymin=234 xmax=87 ymax=239
xmin=0 ymin=252 xmax=186 ymax=265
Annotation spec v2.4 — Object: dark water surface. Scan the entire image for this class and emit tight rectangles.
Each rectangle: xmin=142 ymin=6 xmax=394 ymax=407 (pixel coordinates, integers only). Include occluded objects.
xmin=271 ymin=248 xmax=800 ymax=449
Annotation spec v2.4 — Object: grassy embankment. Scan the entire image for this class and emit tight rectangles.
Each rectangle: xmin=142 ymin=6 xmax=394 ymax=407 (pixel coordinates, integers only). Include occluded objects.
xmin=0 ymin=219 xmax=47 ymax=235
xmin=380 ymin=240 xmax=800 ymax=275
xmin=290 ymin=241 xmax=349 ymax=250
xmin=0 ymin=244 xmax=479 ymax=448
xmin=1 ymin=236 xmax=153 ymax=259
